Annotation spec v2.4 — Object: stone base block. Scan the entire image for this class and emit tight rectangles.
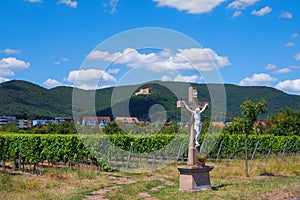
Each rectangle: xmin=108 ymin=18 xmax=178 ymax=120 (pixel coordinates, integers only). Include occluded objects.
xmin=177 ymin=165 xmax=214 ymax=192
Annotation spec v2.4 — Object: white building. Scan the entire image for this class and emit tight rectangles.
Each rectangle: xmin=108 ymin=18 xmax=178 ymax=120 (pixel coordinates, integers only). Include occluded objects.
xmin=0 ymin=116 xmax=16 ymax=125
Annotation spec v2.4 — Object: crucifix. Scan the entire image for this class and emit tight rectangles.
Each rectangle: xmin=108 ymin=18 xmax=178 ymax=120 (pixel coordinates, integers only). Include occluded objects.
xmin=177 ymin=87 xmax=208 ymax=166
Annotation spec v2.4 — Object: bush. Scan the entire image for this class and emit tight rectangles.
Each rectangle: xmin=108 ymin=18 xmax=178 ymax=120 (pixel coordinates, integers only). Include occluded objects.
xmin=0 ymin=124 xmax=19 ymax=133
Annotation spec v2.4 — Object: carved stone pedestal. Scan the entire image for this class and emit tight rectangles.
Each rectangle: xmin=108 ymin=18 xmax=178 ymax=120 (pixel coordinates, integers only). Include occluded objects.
xmin=177 ymin=165 xmax=214 ymax=191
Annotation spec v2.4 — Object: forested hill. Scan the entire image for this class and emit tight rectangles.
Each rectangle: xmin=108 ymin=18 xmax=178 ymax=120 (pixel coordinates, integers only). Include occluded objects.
xmin=0 ymin=80 xmax=299 ymax=120
xmin=224 ymin=84 xmax=300 ymax=117
xmin=0 ymin=80 xmax=73 ymax=119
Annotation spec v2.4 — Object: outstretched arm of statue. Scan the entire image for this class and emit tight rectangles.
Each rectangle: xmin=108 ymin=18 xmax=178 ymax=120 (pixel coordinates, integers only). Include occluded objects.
xmin=183 ymin=101 xmax=193 ymax=113
xmin=199 ymin=103 xmax=208 ymax=113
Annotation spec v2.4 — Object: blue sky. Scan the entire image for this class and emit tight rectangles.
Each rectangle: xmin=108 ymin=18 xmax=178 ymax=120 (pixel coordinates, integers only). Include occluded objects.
xmin=0 ymin=0 xmax=300 ymax=95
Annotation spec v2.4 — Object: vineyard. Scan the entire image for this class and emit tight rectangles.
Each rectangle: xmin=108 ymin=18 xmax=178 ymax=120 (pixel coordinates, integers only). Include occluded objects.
xmin=0 ymin=132 xmax=299 ymax=174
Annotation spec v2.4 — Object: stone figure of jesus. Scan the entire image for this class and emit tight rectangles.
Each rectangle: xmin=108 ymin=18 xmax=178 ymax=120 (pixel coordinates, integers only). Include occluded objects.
xmin=183 ymin=101 xmax=208 ymax=147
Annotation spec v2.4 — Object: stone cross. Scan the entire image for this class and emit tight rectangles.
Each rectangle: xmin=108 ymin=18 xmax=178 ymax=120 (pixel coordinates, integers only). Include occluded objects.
xmin=177 ymin=87 xmax=207 ymax=166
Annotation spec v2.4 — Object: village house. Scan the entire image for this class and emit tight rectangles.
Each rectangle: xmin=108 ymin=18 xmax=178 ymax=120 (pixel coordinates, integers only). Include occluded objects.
xmin=82 ymin=116 xmax=111 ymax=128
xmin=115 ymin=116 xmax=142 ymax=124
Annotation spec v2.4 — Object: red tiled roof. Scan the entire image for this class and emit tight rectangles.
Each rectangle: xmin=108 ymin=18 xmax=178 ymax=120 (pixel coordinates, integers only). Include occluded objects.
xmin=82 ymin=116 xmax=111 ymax=123
xmin=115 ymin=117 xmax=140 ymax=123
xmin=254 ymin=120 xmax=266 ymax=126
xmin=211 ymin=122 xmax=225 ymax=127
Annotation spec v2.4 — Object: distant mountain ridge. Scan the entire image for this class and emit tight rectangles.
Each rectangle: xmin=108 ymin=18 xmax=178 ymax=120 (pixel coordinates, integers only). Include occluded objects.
xmin=0 ymin=80 xmax=299 ymax=120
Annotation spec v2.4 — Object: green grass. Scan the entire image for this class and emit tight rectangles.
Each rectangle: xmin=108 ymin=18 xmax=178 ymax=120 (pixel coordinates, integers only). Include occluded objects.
xmin=0 ymin=155 xmax=299 ymax=200
xmin=105 ymin=180 xmax=163 ymax=199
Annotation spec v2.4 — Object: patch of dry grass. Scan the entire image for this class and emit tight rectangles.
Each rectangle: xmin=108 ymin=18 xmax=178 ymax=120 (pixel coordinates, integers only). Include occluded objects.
xmin=104 ymin=155 xmax=300 ymax=200
xmin=0 ymin=167 xmax=114 ymax=200
xmin=210 ymin=155 xmax=300 ymax=177
xmin=0 ymin=155 xmax=299 ymax=200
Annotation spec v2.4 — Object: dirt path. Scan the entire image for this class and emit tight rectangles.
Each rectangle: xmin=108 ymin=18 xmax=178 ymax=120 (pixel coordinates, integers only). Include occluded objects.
xmin=138 ymin=177 xmax=175 ymax=200
xmin=85 ymin=176 xmax=175 ymax=200
xmin=84 ymin=176 xmax=136 ymax=200
xmin=257 ymin=185 xmax=300 ymax=200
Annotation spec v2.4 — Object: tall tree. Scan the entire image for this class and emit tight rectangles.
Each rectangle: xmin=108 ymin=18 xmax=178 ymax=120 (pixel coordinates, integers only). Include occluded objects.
xmin=240 ymin=99 xmax=267 ymax=177
xmin=266 ymin=109 xmax=300 ymax=136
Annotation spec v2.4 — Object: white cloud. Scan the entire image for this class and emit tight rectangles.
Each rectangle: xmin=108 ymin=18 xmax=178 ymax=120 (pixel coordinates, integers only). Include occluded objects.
xmin=289 ymin=66 xmax=300 ymax=69
xmin=25 ymin=0 xmax=42 ymax=3
xmin=108 ymin=68 xmax=120 ymax=74
xmin=145 ymin=61 xmax=190 ymax=72
xmin=0 ymin=57 xmax=30 ymax=78
xmin=161 ymin=75 xmax=199 ymax=83
xmin=161 ymin=75 xmax=172 ymax=82
xmin=109 ymin=0 xmax=119 ymax=13
xmin=87 ymin=48 xmax=158 ymax=67
xmin=88 ymin=48 xmax=230 ymax=73
xmin=64 ymin=69 xmax=117 ymax=90
xmin=265 ymin=64 xmax=276 ymax=70
xmin=43 ymin=79 xmax=62 ymax=88
xmin=239 ymin=73 xmax=277 ymax=86
xmin=87 ymin=50 xmax=111 ymax=60
xmin=58 ymin=0 xmax=78 ymax=8
xmin=274 ymin=68 xmax=292 ymax=74
xmin=173 ymin=75 xmax=199 ymax=82
xmin=0 ymin=70 xmax=14 ymax=77
xmin=175 ymin=48 xmax=230 ymax=70
xmin=276 ymin=79 xmax=300 ymax=93
xmin=227 ymin=0 xmax=259 ymax=10
xmin=292 ymin=33 xmax=298 ymax=38
xmin=295 ymin=53 xmax=300 ymax=61
xmin=1 ymin=48 xmax=22 ymax=55
xmin=117 ymin=49 xmax=158 ymax=67
xmin=285 ymin=42 xmax=295 ymax=47
xmin=251 ymin=6 xmax=272 ymax=16
xmin=279 ymin=11 xmax=293 ymax=19
xmin=0 ymin=77 xmax=10 ymax=83
xmin=65 ymin=69 xmax=117 ymax=82
xmin=153 ymin=0 xmax=226 ymax=14
xmin=53 ymin=57 xmax=69 ymax=65
xmin=0 ymin=57 xmax=30 ymax=69
xmin=53 ymin=61 xmax=61 ymax=65
xmin=103 ymin=0 xmax=119 ymax=13
xmin=231 ymin=10 xmax=242 ymax=18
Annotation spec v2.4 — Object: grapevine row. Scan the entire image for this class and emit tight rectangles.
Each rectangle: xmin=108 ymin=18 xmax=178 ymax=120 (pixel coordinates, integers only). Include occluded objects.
xmin=0 ymin=133 xmax=299 ymax=171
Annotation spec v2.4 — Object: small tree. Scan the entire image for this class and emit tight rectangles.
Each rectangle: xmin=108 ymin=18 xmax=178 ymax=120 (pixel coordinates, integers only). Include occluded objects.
xmin=103 ymin=121 xmax=124 ymax=134
xmin=222 ymin=118 xmax=245 ymax=135
xmin=240 ymin=99 xmax=267 ymax=177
